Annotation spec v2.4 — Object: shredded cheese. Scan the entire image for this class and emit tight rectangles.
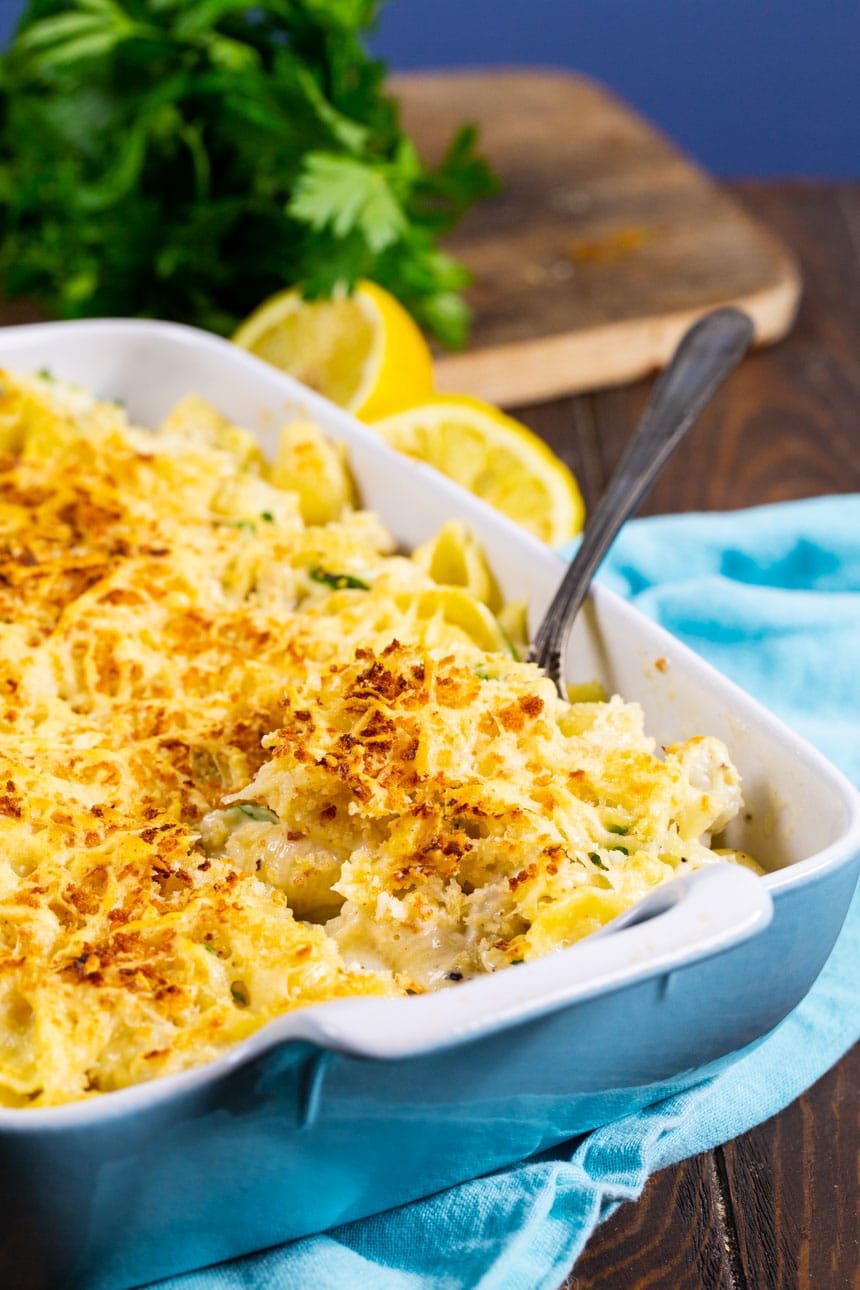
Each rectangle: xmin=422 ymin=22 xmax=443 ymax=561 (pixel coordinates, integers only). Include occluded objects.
xmin=0 ymin=369 xmax=758 ymax=1106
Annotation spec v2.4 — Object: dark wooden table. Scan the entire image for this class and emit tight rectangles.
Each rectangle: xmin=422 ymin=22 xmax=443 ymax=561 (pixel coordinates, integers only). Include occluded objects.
xmin=518 ymin=183 xmax=859 ymax=1290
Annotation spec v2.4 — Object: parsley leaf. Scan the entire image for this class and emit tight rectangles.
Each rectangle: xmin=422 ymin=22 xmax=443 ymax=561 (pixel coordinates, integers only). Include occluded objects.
xmin=289 ymin=153 xmax=406 ymax=254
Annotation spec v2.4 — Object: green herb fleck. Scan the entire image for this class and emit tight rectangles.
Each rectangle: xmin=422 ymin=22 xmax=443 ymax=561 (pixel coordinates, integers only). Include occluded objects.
xmin=260 ymin=511 xmax=275 ymax=523
xmin=202 ymin=941 xmax=220 ymax=957
xmin=474 ymin=665 xmax=496 ymax=681
xmin=610 ymin=845 xmax=629 ymax=856
xmin=607 ymin=823 xmax=630 ymax=835
xmin=510 ymin=958 xmax=525 ymax=966
xmin=309 ymin=566 xmax=370 ymax=591
xmin=235 ymin=519 xmax=255 ymax=532
xmin=497 ymin=622 xmax=521 ymax=661
xmin=37 ymin=367 xmax=54 ymax=381
xmin=230 ymin=981 xmax=250 ymax=1007
xmin=232 ymin=803 xmax=278 ymax=823
xmin=589 ymin=852 xmax=608 ymax=871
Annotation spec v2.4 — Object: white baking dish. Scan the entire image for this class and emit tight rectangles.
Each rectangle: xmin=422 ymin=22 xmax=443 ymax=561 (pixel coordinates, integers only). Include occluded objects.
xmin=0 ymin=320 xmax=857 ymax=1290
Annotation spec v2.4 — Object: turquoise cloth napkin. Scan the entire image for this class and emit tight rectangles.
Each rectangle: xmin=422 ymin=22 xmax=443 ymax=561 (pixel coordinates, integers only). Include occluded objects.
xmin=154 ymin=495 xmax=860 ymax=1290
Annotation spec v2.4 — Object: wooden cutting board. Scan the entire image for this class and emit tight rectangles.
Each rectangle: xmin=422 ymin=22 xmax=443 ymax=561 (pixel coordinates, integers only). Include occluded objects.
xmin=394 ymin=70 xmax=801 ymax=406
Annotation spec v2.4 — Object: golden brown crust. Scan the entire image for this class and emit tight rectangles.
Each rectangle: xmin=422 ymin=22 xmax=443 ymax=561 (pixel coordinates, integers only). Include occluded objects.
xmin=0 ymin=370 xmax=755 ymax=1108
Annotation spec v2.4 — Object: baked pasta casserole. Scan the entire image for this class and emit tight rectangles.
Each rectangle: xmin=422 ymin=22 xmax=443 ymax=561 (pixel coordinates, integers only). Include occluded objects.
xmin=0 ymin=368 xmax=759 ymax=1106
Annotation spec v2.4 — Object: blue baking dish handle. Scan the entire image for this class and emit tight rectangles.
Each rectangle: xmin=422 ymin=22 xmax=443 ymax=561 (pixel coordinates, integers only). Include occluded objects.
xmin=271 ymin=863 xmax=773 ymax=1061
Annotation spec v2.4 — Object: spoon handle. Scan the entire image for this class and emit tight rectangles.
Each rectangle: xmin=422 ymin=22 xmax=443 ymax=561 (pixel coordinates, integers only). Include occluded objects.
xmin=529 ymin=307 xmax=755 ymax=693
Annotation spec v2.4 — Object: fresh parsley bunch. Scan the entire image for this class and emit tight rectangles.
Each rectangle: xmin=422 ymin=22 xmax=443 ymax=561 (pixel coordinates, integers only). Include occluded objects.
xmin=0 ymin=0 xmax=498 ymax=346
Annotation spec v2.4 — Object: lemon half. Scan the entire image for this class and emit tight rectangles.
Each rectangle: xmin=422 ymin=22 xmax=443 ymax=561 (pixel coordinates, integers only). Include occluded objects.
xmin=373 ymin=395 xmax=585 ymax=546
xmin=232 ymin=280 xmax=434 ymax=421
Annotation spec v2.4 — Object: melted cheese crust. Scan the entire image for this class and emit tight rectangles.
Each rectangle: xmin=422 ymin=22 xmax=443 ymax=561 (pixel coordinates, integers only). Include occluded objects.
xmin=0 ymin=370 xmax=757 ymax=1107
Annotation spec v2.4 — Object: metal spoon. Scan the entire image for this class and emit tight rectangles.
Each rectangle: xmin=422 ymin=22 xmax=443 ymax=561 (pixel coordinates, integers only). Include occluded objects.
xmin=528 ymin=307 xmax=755 ymax=695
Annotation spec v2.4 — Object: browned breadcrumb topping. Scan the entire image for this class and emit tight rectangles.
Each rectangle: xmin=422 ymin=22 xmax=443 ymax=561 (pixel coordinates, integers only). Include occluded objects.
xmin=0 ymin=372 xmax=756 ymax=1109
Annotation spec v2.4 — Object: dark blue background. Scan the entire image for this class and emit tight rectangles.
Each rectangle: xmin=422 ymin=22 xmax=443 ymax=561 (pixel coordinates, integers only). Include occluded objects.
xmin=1 ymin=0 xmax=857 ymax=176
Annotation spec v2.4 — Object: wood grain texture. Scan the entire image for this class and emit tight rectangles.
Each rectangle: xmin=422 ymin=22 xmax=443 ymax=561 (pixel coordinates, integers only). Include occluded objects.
xmin=721 ymin=1045 xmax=860 ymax=1290
xmin=566 ymin=1154 xmax=736 ymax=1290
xmin=563 ymin=1049 xmax=860 ymax=1290
xmin=543 ymin=183 xmax=859 ymax=1290
xmin=518 ymin=185 xmax=860 ymax=515
xmin=394 ymin=70 xmax=801 ymax=405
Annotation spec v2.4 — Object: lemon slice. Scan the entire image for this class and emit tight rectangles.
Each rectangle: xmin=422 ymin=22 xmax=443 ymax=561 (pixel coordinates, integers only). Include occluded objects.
xmin=373 ymin=395 xmax=585 ymax=545
xmin=232 ymin=280 xmax=434 ymax=421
